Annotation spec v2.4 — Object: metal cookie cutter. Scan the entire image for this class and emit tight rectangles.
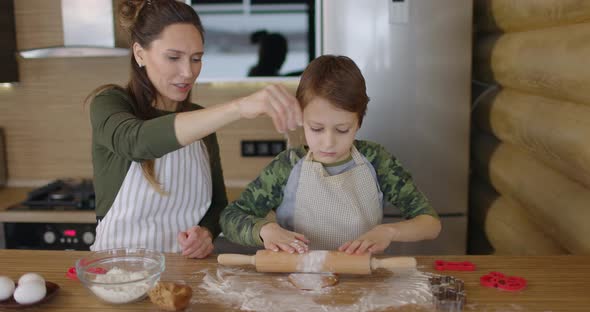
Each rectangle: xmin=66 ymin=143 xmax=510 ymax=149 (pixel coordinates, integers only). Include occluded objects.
xmin=429 ymin=274 xmax=466 ymax=311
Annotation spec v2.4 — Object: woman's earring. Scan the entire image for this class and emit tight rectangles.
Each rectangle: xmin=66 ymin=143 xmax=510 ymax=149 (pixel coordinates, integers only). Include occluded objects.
xmin=138 ymin=63 xmax=144 ymax=68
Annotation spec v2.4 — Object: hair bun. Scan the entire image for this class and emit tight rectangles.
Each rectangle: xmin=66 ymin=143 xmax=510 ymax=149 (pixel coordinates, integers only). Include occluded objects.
xmin=118 ymin=0 xmax=148 ymax=33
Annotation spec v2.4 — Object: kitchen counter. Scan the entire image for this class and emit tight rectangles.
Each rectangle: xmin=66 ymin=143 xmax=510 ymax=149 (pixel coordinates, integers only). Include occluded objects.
xmin=0 ymin=250 xmax=589 ymax=311
xmin=0 ymin=187 xmax=244 ymax=223
xmin=0 ymin=187 xmax=95 ymax=223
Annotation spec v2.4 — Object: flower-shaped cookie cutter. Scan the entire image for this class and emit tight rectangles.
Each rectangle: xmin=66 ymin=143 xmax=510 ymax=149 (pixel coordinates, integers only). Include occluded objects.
xmin=480 ymin=271 xmax=526 ymax=292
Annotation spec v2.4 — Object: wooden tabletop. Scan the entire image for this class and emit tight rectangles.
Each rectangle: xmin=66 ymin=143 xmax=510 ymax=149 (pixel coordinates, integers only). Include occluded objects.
xmin=0 ymin=250 xmax=588 ymax=311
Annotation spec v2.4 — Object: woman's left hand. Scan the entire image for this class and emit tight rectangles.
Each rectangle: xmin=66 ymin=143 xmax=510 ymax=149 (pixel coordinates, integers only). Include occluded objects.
xmin=177 ymin=226 xmax=214 ymax=259
xmin=338 ymin=225 xmax=395 ymax=255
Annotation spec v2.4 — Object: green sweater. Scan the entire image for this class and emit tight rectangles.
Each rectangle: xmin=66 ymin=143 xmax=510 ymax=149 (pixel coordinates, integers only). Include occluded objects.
xmin=220 ymin=140 xmax=437 ymax=246
xmin=89 ymin=88 xmax=227 ymax=237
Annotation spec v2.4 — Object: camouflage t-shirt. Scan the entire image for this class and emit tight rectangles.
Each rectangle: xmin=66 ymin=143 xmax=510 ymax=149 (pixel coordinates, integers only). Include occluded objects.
xmin=219 ymin=140 xmax=438 ymax=247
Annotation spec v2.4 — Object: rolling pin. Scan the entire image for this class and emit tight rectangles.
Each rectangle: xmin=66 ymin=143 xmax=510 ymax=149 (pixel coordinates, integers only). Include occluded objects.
xmin=217 ymin=250 xmax=416 ymax=275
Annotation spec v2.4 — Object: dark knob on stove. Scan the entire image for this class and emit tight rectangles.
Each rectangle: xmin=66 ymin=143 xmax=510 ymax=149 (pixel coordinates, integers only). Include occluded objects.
xmin=78 ymin=198 xmax=96 ymax=210
xmin=43 ymin=231 xmax=56 ymax=244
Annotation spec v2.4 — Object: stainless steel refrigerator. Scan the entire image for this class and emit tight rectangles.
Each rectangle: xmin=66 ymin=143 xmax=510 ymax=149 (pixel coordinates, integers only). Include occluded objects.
xmin=319 ymin=0 xmax=472 ymax=255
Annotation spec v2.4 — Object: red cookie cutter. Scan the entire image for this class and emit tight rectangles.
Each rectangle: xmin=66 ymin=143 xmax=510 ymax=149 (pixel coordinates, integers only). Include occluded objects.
xmin=66 ymin=266 xmax=107 ymax=281
xmin=480 ymin=271 xmax=526 ymax=291
xmin=434 ymin=260 xmax=476 ymax=271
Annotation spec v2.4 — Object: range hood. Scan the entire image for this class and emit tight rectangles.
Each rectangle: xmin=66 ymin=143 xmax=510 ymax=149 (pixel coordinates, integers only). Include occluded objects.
xmin=19 ymin=0 xmax=129 ymax=59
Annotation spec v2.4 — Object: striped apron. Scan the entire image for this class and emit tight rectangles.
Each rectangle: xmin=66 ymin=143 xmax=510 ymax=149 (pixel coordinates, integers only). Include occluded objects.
xmin=91 ymin=140 xmax=212 ymax=252
xmin=293 ymin=146 xmax=382 ymax=250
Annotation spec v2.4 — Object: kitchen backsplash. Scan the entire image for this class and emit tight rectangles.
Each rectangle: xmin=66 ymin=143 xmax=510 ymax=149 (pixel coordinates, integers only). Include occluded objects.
xmin=0 ymin=56 xmax=294 ymax=186
xmin=0 ymin=0 xmax=296 ymax=186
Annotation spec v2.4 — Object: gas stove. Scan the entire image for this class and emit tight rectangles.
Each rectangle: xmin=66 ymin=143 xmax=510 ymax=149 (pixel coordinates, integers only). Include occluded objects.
xmin=3 ymin=179 xmax=97 ymax=250
xmin=7 ymin=179 xmax=95 ymax=211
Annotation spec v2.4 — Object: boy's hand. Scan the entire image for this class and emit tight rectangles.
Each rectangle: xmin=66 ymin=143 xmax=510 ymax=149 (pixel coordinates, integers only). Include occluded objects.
xmin=177 ymin=226 xmax=214 ymax=259
xmin=259 ymin=222 xmax=310 ymax=254
xmin=338 ymin=225 xmax=396 ymax=255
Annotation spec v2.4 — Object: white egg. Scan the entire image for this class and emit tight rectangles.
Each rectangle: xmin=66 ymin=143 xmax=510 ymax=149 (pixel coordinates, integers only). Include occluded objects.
xmin=13 ymin=282 xmax=46 ymax=304
xmin=17 ymin=273 xmax=45 ymax=285
xmin=0 ymin=276 xmax=16 ymax=301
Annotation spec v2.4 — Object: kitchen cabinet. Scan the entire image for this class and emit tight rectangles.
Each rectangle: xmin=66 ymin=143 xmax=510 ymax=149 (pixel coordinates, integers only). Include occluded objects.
xmin=0 ymin=0 xmax=19 ymax=82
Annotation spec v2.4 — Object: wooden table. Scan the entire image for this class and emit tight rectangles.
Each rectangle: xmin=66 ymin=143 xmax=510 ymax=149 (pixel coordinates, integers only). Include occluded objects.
xmin=0 ymin=250 xmax=588 ymax=311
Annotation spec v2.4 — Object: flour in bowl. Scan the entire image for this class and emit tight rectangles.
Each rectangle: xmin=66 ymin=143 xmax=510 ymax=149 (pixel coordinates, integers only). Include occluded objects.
xmin=89 ymin=267 xmax=151 ymax=304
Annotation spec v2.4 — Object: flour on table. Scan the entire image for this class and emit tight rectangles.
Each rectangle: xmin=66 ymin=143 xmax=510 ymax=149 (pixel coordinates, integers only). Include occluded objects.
xmin=296 ymin=250 xmax=328 ymax=273
xmin=194 ymin=265 xmax=433 ymax=312
xmin=288 ymin=273 xmax=338 ymax=290
xmin=89 ymin=267 xmax=151 ymax=304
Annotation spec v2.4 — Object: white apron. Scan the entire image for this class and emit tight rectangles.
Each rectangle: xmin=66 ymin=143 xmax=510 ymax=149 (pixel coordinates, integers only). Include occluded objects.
xmin=293 ymin=146 xmax=382 ymax=250
xmin=91 ymin=141 xmax=212 ymax=252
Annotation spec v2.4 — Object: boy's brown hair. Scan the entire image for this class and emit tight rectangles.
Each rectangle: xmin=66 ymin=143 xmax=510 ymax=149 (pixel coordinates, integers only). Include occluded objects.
xmin=296 ymin=55 xmax=369 ymax=127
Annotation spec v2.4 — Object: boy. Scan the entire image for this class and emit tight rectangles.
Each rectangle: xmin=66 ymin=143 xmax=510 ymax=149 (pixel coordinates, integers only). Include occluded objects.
xmin=220 ymin=55 xmax=441 ymax=254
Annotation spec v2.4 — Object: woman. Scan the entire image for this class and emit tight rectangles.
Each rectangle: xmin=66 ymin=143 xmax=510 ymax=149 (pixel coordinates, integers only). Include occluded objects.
xmin=87 ymin=0 xmax=301 ymax=258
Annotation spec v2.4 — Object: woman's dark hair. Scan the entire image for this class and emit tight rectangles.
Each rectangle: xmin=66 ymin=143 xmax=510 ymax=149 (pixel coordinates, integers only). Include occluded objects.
xmin=296 ymin=55 xmax=369 ymax=127
xmin=86 ymin=0 xmax=205 ymax=194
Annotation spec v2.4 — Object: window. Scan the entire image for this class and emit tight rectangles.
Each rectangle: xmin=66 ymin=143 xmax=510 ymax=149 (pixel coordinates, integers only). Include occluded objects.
xmin=191 ymin=0 xmax=315 ymax=81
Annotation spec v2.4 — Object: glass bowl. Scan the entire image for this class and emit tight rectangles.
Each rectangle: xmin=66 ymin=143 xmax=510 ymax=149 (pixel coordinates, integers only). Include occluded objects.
xmin=75 ymin=248 xmax=165 ymax=304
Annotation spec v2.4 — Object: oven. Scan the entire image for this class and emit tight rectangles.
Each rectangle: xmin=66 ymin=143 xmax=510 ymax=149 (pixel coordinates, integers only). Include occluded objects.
xmin=4 ymin=223 xmax=95 ymax=250
xmin=3 ymin=179 xmax=97 ymax=250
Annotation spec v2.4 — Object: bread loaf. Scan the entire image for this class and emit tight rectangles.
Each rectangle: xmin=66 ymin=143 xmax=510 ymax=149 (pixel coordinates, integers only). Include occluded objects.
xmin=148 ymin=281 xmax=192 ymax=311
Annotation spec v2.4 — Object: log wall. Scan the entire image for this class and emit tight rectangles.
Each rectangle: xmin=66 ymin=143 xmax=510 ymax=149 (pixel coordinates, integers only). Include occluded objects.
xmin=472 ymin=0 xmax=590 ymax=254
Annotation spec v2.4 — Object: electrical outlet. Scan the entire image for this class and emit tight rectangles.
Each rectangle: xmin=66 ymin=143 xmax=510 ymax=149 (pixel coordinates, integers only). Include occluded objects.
xmin=241 ymin=140 xmax=286 ymax=157
xmin=256 ymin=141 xmax=271 ymax=156
xmin=241 ymin=141 xmax=256 ymax=157
xmin=270 ymin=141 xmax=287 ymax=156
